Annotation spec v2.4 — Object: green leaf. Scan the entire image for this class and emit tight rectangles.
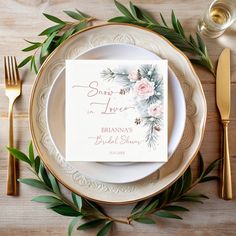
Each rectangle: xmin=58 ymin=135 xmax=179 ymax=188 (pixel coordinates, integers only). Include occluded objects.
xmin=32 ymin=57 xmax=38 ymax=74
xmin=155 ymin=211 xmax=182 ymax=220
xmin=56 ymin=28 xmax=74 ymax=47
xmin=189 ymin=35 xmax=197 ymax=48
xmin=134 ymin=217 xmax=155 ymax=224
xmin=84 ymin=199 xmax=105 ymax=216
xmin=34 ymin=156 xmax=40 ymax=174
xmin=18 ymin=178 xmax=50 ymax=191
xmin=72 ymin=192 xmax=82 ymax=211
xmin=39 ymin=24 xmax=64 ymax=36
xmin=160 ymin=13 xmax=168 ymax=27
xmin=200 ymin=175 xmax=220 ymax=183
xmin=156 ymin=189 xmax=169 ymax=207
xmin=28 ymin=141 xmax=35 ymax=163
xmin=64 ymin=10 xmax=83 ymax=20
xmin=24 ymin=40 xmax=41 ymax=45
xmin=49 ymin=173 xmax=61 ymax=195
xmin=39 ymin=48 xmax=48 ymax=65
xmin=190 ymin=59 xmax=205 ymax=67
xmin=147 ymin=25 xmax=174 ymax=40
xmin=78 ymin=219 xmax=105 ymax=230
xmin=203 ymin=158 xmax=221 ymax=177
xmin=182 ymin=166 xmax=192 ymax=193
xmin=131 ymin=200 xmax=146 ymax=214
xmin=97 ymin=221 xmax=112 ymax=236
xmin=142 ymin=199 xmax=159 ymax=214
xmin=138 ymin=8 xmax=158 ymax=24
xmin=22 ymin=43 xmax=41 ymax=52
xmin=68 ymin=216 xmax=81 ymax=236
xmin=114 ymin=0 xmax=135 ymax=19
xmin=51 ymin=204 xmax=81 ymax=217
xmin=108 ymin=16 xmax=132 ymax=23
xmin=198 ymin=152 xmax=205 ymax=177
xmin=46 ymin=202 xmax=64 ymax=209
xmin=41 ymin=31 xmax=57 ymax=57
xmin=162 ymin=205 xmax=189 ymax=212
xmin=7 ymin=147 xmax=32 ymax=165
xmin=171 ymin=11 xmax=185 ymax=38
xmin=18 ymin=55 xmax=33 ymax=68
xmin=32 ymin=195 xmax=62 ymax=204
xmin=176 ymin=19 xmax=185 ymax=38
xmin=183 ymin=193 xmax=209 ymax=199
xmin=169 ymin=176 xmax=184 ymax=200
xmin=191 ymin=58 xmax=215 ymax=76
xmin=30 ymin=56 xmax=35 ymax=71
xmin=75 ymin=9 xmax=90 ymax=19
xmin=73 ymin=21 xmax=87 ymax=32
xmin=129 ymin=1 xmax=137 ymax=18
xmin=39 ymin=164 xmax=52 ymax=188
xmin=126 ymin=4 xmax=143 ymax=21
xmin=178 ymin=196 xmax=203 ymax=204
xmin=196 ymin=32 xmax=206 ymax=54
xmin=43 ymin=13 xmax=65 ymax=24
xmin=171 ymin=10 xmax=178 ymax=31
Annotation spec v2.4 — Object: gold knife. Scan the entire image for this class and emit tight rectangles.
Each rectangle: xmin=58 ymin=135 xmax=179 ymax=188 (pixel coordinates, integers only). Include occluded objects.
xmin=216 ymin=48 xmax=232 ymax=200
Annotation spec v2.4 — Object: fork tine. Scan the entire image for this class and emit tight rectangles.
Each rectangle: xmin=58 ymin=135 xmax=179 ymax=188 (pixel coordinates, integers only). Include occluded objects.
xmin=12 ymin=56 xmax=17 ymax=85
xmin=10 ymin=56 xmax=16 ymax=85
xmin=4 ymin=56 xmax=8 ymax=86
xmin=7 ymin=56 xmax=13 ymax=85
xmin=13 ymin=57 xmax=20 ymax=85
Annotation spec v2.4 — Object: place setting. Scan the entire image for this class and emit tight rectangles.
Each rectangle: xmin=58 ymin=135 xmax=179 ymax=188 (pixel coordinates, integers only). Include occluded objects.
xmin=2 ymin=0 xmax=236 ymax=235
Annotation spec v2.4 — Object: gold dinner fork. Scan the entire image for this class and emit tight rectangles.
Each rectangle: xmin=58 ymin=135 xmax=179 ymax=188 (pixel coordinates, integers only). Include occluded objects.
xmin=4 ymin=56 xmax=22 ymax=196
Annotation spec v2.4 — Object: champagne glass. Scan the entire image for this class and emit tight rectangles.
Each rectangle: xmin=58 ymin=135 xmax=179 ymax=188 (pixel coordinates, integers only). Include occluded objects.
xmin=198 ymin=0 xmax=236 ymax=38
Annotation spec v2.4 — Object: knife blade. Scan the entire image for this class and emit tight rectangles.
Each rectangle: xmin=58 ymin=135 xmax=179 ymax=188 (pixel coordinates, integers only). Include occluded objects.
xmin=216 ymin=48 xmax=230 ymax=120
xmin=216 ymin=48 xmax=232 ymax=200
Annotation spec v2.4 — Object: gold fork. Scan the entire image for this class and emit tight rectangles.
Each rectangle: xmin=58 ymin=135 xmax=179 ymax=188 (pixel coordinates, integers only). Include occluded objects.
xmin=4 ymin=56 xmax=22 ymax=196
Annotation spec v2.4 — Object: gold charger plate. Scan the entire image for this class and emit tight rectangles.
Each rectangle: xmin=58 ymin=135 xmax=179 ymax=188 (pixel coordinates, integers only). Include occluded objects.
xmin=30 ymin=23 xmax=207 ymax=204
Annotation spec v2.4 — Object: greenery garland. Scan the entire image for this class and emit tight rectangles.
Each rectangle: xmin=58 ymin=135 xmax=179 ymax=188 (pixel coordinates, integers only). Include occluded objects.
xmin=9 ymin=143 xmax=220 ymax=236
xmin=18 ymin=10 xmax=95 ymax=73
xmin=13 ymin=1 xmax=220 ymax=235
xmin=18 ymin=1 xmax=215 ymax=76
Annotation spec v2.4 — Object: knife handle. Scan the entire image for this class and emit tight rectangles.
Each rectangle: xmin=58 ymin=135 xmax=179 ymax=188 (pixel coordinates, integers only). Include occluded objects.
xmin=221 ymin=120 xmax=232 ymax=200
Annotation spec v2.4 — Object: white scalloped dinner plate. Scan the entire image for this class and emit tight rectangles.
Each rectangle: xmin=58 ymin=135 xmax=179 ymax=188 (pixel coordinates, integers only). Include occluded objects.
xmin=46 ymin=43 xmax=186 ymax=183
xmin=30 ymin=24 xmax=206 ymax=204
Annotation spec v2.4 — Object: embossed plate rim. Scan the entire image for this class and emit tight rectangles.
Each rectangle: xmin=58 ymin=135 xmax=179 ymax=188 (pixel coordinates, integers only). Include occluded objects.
xmin=29 ymin=23 xmax=207 ymax=204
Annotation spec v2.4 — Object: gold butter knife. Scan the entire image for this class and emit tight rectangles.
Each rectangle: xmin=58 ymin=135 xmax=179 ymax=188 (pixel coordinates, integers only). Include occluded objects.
xmin=216 ymin=48 xmax=232 ymax=200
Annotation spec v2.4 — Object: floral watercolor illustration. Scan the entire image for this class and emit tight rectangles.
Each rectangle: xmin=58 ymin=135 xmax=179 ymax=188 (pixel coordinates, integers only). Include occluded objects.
xmin=101 ymin=64 xmax=164 ymax=149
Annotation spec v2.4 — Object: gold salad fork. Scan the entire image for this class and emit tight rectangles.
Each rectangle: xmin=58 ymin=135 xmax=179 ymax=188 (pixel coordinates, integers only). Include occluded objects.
xmin=4 ymin=56 xmax=22 ymax=195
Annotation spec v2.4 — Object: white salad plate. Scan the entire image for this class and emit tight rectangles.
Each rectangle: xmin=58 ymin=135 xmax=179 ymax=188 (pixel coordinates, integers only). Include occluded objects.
xmin=30 ymin=24 xmax=206 ymax=204
xmin=46 ymin=43 xmax=186 ymax=183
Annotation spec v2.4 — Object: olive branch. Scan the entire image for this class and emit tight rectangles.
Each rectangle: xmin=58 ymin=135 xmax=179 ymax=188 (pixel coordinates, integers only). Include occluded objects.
xmin=18 ymin=10 xmax=95 ymax=73
xmin=19 ymin=1 xmax=215 ymax=76
xmin=9 ymin=143 xmax=220 ymax=236
xmin=109 ymin=1 xmax=215 ymax=75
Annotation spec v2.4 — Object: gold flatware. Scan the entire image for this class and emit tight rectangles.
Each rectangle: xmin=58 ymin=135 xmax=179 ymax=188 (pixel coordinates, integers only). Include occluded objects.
xmin=4 ymin=56 xmax=22 ymax=196
xmin=216 ymin=48 xmax=232 ymax=200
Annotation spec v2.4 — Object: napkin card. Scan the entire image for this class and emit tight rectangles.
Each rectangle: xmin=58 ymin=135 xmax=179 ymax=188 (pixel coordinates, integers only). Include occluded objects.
xmin=66 ymin=60 xmax=168 ymax=162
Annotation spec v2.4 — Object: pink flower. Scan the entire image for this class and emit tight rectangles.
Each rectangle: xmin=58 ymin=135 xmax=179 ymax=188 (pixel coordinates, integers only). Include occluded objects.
xmin=148 ymin=103 xmax=163 ymax=117
xmin=128 ymin=70 xmax=139 ymax=81
xmin=133 ymin=78 xmax=154 ymax=100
